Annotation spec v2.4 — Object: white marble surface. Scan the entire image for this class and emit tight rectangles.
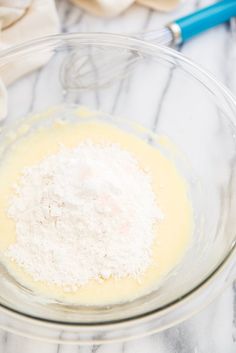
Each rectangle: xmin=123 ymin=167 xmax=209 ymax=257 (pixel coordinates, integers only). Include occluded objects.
xmin=1 ymin=0 xmax=236 ymax=351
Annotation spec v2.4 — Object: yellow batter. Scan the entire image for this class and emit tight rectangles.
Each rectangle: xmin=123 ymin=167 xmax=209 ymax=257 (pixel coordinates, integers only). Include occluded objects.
xmin=0 ymin=117 xmax=193 ymax=305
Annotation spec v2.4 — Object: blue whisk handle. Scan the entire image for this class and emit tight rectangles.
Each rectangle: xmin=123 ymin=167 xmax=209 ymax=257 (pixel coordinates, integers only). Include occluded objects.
xmin=169 ymin=0 xmax=236 ymax=44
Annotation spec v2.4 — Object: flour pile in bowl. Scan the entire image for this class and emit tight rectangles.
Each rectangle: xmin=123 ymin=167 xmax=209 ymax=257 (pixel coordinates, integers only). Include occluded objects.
xmin=5 ymin=141 xmax=163 ymax=290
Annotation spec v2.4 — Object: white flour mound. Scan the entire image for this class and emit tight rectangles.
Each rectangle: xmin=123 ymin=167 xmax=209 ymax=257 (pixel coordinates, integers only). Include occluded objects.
xmin=6 ymin=141 xmax=163 ymax=289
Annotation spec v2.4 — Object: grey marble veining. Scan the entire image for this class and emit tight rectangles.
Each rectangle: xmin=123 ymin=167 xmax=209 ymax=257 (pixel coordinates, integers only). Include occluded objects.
xmin=0 ymin=0 xmax=236 ymax=352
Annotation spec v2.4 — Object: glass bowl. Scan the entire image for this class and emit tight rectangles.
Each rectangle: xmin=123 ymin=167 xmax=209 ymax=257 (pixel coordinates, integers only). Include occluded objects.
xmin=0 ymin=33 xmax=236 ymax=344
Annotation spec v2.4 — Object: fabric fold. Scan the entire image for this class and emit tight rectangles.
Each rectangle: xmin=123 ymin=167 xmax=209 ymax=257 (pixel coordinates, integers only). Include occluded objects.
xmin=0 ymin=0 xmax=59 ymax=120
xmin=71 ymin=0 xmax=182 ymax=17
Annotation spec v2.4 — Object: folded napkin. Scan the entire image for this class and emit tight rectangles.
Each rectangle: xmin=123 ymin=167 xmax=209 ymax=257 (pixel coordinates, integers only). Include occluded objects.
xmin=71 ymin=0 xmax=182 ymax=17
xmin=0 ymin=0 xmax=58 ymax=54
xmin=0 ymin=0 xmax=182 ymax=120
xmin=0 ymin=0 xmax=59 ymax=119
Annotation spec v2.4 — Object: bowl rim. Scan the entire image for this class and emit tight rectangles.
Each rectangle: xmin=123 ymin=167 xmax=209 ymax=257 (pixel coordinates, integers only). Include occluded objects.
xmin=0 ymin=32 xmax=236 ymax=328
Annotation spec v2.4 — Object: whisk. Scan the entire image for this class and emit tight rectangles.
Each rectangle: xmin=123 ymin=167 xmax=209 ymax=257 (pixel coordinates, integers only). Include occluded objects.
xmin=61 ymin=0 xmax=236 ymax=90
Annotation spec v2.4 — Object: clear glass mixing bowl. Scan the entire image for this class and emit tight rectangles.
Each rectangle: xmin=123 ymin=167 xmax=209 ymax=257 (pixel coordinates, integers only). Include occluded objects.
xmin=0 ymin=33 xmax=235 ymax=344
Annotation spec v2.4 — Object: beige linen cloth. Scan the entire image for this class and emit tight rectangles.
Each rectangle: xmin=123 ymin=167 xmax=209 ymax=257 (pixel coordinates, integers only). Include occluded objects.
xmin=71 ymin=0 xmax=182 ymax=17
xmin=0 ymin=0 xmax=181 ymax=119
